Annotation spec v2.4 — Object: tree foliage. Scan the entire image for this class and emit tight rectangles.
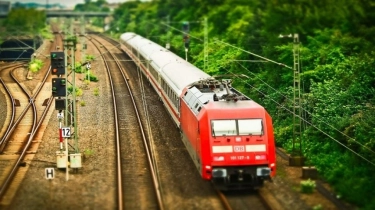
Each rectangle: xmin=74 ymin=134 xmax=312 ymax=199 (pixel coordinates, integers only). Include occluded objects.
xmin=74 ymin=0 xmax=110 ymax=27
xmin=3 ymin=8 xmax=46 ymax=33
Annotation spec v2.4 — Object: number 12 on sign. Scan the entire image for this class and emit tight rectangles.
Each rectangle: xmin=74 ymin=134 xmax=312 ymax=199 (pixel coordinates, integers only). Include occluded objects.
xmin=61 ymin=127 xmax=71 ymax=138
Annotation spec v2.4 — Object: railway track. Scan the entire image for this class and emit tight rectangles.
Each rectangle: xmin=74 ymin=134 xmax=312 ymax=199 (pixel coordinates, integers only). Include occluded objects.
xmin=217 ymin=189 xmax=271 ymax=210
xmin=0 ymin=63 xmax=53 ymax=205
xmin=90 ymin=34 xmax=164 ymax=209
xmin=0 ymin=63 xmax=23 ymax=148
xmin=0 ymin=27 xmax=61 ymax=207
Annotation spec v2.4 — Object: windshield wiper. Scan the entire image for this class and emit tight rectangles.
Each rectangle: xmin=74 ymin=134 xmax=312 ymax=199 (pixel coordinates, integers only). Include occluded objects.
xmin=212 ymin=124 xmax=216 ymax=139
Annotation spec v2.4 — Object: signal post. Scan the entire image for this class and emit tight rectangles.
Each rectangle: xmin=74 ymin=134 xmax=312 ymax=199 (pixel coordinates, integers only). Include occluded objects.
xmin=51 ymin=36 xmax=82 ymax=181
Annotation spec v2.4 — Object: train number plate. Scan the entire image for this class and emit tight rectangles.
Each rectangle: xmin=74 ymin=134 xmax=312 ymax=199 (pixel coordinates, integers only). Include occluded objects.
xmin=230 ymin=156 xmax=250 ymax=160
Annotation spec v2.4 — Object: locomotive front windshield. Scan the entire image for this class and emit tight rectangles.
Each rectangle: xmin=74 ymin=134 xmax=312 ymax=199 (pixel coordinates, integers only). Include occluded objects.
xmin=211 ymin=119 xmax=263 ymax=136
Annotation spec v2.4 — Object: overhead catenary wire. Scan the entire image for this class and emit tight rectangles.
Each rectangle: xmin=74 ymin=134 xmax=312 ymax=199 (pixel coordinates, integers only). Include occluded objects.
xmin=159 ymin=20 xmax=375 ymax=165
xmin=229 ymin=64 xmax=375 ymax=167
xmin=77 ymin=35 xmax=137 ymax=69
xmin=214 ymin=39 xmax=293 ymax=69
xmin=135 ymin=61 xmax=165 ymax=207
xmin=234 ymin=61 xmax=375 ymax=157
xmin=215 ymin=38 xmax=375 ymax=163
xmin=161 ymin=22 xmax=204 ymax=42
xmin=12 ymin=50 xmax=28 ymax=63
xmin=2 ymin=36 xmax=50 ymax=59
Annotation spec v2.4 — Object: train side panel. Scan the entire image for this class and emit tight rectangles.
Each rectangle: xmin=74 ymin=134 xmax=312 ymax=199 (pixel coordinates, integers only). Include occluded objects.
xmin=180 ymin=94 xmax=201 ymax=173
xmin=265 ymin=112 xmax=276 ymax=177
xmin=120 ymin=35 xmax=181 ymax=125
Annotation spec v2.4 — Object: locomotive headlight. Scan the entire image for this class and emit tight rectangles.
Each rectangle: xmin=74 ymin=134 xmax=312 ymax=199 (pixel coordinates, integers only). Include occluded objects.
xmin=205 ymin=165 xmax=212 ymax=177
xmin=212 ymin=168 xmax=227 ymax=178
xmin=256 ymin=167 xmax=271 ymax=177
xmin=255 ymin=154 xmax=267 ymax=160
xmin=213 ymin=156 xmax=224 ymax=161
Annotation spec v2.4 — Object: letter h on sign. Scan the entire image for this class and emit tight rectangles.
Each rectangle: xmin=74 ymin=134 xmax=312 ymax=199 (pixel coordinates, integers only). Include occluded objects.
xmin=45 ymin=168 xmax=55 ymax=179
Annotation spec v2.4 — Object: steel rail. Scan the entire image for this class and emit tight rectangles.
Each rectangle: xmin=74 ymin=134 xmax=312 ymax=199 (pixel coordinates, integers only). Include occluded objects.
xmin=89 ymin=35 xmax=124 ymax=210
xmin=0 ymin=33 xmax=57 ymax=199
xmin=0 ymin=67 xmax=37 ymax=198
xmin=0 ymin=64 xmax=22 ymax=147
xmin=91 ymin=34 xmax=165 ymax=210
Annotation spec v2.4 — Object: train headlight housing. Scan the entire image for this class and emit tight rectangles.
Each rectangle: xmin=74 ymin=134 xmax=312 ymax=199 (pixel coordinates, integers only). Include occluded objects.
xmin=212 ymin=168 xmax=227 ymax=178
xmin=256 ymin=167 xmax=271 ymax=177
xmin=255 ymin=154 xmax=267 ymax=160
xmin=213 ymin=156 xmax=224 ymax=161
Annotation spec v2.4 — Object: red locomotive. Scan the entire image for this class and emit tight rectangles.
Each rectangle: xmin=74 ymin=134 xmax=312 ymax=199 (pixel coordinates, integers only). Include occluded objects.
xmin=120 ymin=32 xmax=276 ymax=190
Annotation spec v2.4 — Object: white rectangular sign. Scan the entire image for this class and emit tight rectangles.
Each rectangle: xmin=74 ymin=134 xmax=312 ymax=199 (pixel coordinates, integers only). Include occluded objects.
xmin=57 ymin=113 xmax=64 ymax=119
xmin=45 ymin=168 xmax=55 ymax=179
xmin=62 ymin=127 xmax=71 ymax=138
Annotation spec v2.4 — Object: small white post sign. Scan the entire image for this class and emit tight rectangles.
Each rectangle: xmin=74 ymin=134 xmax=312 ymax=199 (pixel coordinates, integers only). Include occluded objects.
xmin=61 ymin=127 xmax=71 ymax=138
xmin=57 ymin=113 xmax=64 ymax=119
xmin=45 ymin=168 xmax=55 ymax=179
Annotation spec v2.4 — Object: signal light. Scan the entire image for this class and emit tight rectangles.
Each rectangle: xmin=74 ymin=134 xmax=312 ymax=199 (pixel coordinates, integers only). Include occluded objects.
xmin=55 ymin=98 xmax=66 ymax=110
xmin=51 ymin=51 xmax=65 ymax=75
xmin=182 ymin=22 xmax=190 ymax=49
xmin=182 ymin=21 xmax=189 ymax=32
xmin=52 ymin=78 xmax=66 ymax=97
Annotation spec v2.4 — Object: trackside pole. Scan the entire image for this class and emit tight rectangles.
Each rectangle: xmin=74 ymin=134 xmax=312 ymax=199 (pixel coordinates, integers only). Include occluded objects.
xmin=56 ymin=112 xmax=69 ymax=180
xmin=59 ymin=126 xmax=63 ymax=150
xmin=65 ymin=137 xmax=69 ymax=181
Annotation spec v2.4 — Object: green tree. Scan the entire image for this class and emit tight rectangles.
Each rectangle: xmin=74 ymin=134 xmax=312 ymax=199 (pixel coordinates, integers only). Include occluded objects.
xmin=3 ymin=8 xmax=46 ymax=33
xmin=74 ymin=0 xmax=110 ymax=27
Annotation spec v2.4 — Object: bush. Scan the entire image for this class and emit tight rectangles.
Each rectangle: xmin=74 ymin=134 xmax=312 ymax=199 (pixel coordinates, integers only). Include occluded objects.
xmin=29 ymin=59 xmax=43 ymax=72
xmin=85 ymin=71 xmax=99 ymax=82
xmin=84 ymin=149 xmax=94 ymax=156
xmin=84 ymin=80 xmax=90 ymax=86
xmin=312 ymin=204 xmax=322 ymax=210
xmin=300 ymin=179 xmax=316 ymax=194
xmin=83 ymin=149 xmax=94 ymax=161
xmin=89 ymin=74 xmax=98 ymax=82
xmin=93 ymin=87 xmax=99 ymax=96
xmin=85 ymin=54 xmax=95 ymax=61
xmin=75 ymin=62 xmax=84 ymax=73
xmin=76 ymin=88 xmax=83 ymax=96
xmin=67 ymin=86 xmax=83 ymax=96
xmin=40 ymin=26 xmax=53 ymax=39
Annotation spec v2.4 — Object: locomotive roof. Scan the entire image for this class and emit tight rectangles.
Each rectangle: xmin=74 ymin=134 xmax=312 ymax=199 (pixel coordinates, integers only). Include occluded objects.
xmin=203 ymin=100 xmax=266 ymax=119
xmin=206 ymin=100 xmax=264 ymax=110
